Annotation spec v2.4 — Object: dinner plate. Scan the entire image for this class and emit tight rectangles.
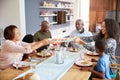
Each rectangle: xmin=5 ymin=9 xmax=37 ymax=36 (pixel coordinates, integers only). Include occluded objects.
xmin=75 ymin=60 xmax=92 ymax=67
xmin=86 ymin=51 xmax=99 ymax=56
xmin=67 ymin=47 xmax=79 ymax=52
xmin=13 ymin=61 xmax=30 ymax=68
xmin=37 ymin=52 xmax=51 ymax=57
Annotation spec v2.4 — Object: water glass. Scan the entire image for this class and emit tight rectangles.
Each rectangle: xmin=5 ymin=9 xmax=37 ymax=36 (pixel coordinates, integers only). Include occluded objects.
xmin=30 ymin=62 xmax=37 ymax=72
xmin=80 ymin=53 xmax=85 ymax=60
xmin=29 ymin=57 xmax=38 ymax=72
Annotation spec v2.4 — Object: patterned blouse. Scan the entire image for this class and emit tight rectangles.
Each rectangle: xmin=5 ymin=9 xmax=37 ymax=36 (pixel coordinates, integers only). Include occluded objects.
xmin=84 ymin=38 xmax=117 ymax=73
xmin=83 ymin=36 xmax=117 ymax=74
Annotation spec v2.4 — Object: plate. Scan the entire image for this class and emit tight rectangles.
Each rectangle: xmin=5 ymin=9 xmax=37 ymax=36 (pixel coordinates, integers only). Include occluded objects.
xmin=75 ymin=60 xmax=92 ymax=67
xmin=86 ymin=51 xmax=99 ymax=56
xmin=67 ymin=47 xmax=79 ymax=52
xmin=37 ymin=52 xmax=51 ymax=57
xmin=13 ymin=61 xmax=30 ymax=68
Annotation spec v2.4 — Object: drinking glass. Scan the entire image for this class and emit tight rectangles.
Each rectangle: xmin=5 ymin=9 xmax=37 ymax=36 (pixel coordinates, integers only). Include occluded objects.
xmin=29 ymin=57 xmax=38 ymax=72
xmin=14 ymin=62 xmax=20 ymax=74
xmin=79 ymin=53 xmax=85 ymax=60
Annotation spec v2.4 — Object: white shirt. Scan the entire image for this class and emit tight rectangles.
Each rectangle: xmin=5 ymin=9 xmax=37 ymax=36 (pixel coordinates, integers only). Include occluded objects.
xmin=71 ymin=29 xmax=93 ymax=37
xmin=0 ymin=40 xmax=32 ymax=69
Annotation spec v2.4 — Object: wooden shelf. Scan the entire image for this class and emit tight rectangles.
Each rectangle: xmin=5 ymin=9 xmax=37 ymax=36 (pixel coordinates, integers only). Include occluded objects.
xmin=39 ymin=6 xmax=73 ymax=9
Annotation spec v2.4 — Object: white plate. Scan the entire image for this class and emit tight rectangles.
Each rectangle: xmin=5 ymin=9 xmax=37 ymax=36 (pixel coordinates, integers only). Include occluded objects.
xmin=37 ymin=52 xmax=51 ymax=57
xmin=75 ymin=60 xmax=92 ymax=67
xmin=67 ymin=47 xmax=79 ymax=52
xmin=13 ymin=61 xmax=30 ymax=68
xmin=86 ymin=51 xmax=99 ymax=56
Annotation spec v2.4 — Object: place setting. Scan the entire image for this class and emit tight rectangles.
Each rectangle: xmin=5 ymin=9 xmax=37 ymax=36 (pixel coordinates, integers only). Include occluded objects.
xmin=85 ymin=51 xmax=99 ymax=56
xmin=13 ymin=61 xmax=30 ymax=69
xmin=74 ymin=53 xmax=93 ymax=67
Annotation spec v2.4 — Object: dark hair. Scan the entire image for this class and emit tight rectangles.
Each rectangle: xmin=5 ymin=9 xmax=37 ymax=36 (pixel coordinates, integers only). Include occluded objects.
xmin=4 ymin=25 xmax=17 ymax=40
xmin=95 ymin=40 xmax=107 ymax=52
xmin=99 ymin=19 xmax=120 ymax=42
xmin=22 ymin=34 xmax=34 ymax=43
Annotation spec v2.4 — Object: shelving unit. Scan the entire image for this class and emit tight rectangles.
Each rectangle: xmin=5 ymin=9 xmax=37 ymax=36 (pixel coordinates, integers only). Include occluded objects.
xmin=39 ymin=0 xmax=74 ymax=25
xmin=39 ymin=14 xmax=73 ymax=17
xmin=39 ymin=6 xmax=73 ymax=9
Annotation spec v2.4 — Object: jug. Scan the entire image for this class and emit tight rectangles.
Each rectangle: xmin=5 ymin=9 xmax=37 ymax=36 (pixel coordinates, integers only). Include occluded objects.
xmin=55 ymin=49 xmax=64 ymax=64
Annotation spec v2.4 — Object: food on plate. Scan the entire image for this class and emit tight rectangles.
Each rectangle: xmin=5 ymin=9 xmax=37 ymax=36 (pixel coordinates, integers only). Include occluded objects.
xmin=81 ymin=59 xmax=89 ymax=64
xmin=39 ymin=51 xmax=45 ymax=56
xmin=73 ymin=48 xmax=79 ymax=52
xmin=37 ymin=51 xmax=51 ymax=57
xmin=86 ymin=51 xmax=99 ymax=56
xmin=89 ymin=52 xmax=94 ymax=55
xmin=24 ymin=72 xmax=40 ymax=80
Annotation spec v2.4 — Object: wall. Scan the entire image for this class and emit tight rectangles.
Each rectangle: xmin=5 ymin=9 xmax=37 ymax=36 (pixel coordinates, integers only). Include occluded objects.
xmin=0 ymin=0 xmax=26 ymax=39
xmin=25 ymin=0 xmax=75 ymax=38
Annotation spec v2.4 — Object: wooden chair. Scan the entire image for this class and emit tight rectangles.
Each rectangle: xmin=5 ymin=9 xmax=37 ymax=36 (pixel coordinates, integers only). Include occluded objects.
xmin=92 ymin=56 xmax=120 ymax=80
xmin=92 ymin=68 xmax=120 ymax=80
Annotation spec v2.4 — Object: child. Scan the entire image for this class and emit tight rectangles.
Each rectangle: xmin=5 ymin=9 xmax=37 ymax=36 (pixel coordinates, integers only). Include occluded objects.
xmin=81 ymin=40 xmax=111 ymax=79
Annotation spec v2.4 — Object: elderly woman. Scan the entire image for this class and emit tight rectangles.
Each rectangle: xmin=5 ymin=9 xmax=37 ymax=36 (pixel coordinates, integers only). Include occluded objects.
xmin=0 ymin=25 xmax=50 ymax=70
xmin=76 ymin=19 xmax=120 ymax=74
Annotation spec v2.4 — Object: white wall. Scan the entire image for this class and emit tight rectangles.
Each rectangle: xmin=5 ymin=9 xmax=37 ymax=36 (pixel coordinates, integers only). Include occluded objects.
xmin=0 ymin=0 xmax=26 ymax=39
xmin=74 ymin=0 xmax=90 ymax=31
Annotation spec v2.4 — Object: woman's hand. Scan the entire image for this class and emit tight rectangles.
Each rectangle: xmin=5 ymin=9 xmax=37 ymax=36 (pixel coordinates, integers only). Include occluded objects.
xmin=41 ymin=39 xmax=50 ymax=45
xmin=74 ymin=37 xmax=86 ymax=45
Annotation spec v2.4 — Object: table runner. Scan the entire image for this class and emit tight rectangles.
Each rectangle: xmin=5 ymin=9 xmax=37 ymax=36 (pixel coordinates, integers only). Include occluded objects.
xmin=13 ymin=51 xmax=81 ymax=80
xmin=13 ymin=45 xmax=88 ymax=80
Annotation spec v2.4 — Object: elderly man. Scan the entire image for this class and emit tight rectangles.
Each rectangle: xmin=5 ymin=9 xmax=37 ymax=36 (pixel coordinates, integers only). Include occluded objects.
xmin=34 ymin=21 xmax=52 ymax=52
xmin=71 ymin=19 xmax=92 ymax=37
xmin=70 ymin=19 xmax=93 ymax=43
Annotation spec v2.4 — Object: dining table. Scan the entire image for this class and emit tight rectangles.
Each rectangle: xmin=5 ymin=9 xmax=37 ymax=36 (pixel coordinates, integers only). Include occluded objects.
xmin=0 ymin=45 xmax=99 ymax=80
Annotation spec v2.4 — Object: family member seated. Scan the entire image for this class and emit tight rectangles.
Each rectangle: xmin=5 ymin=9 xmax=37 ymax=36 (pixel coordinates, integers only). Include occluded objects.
xmin=34 ymin=21 xmax=52 ymax=52
xmin=81 ymin=40 xmax=111 ymax=80
xmin=71 ymin=19 xmax=93 ymax=41
xmin=0 ymin=25 xmax=50 ymax=70
xmin=22 ymin=34 xmax=34 ymax=60
xmin=75 ymin=18 xmax=120 ymax=74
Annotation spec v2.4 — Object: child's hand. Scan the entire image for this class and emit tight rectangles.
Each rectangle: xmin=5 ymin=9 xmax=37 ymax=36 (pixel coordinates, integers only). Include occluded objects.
xmin=91 ymin=58 xmax=97 ymax=62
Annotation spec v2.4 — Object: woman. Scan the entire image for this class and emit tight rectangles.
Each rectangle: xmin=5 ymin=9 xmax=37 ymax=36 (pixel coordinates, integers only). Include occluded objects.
xmin=76 ymin=19 xmax=120 ymax=74
xmin=0 ymin=25 xmax=50 ymax=69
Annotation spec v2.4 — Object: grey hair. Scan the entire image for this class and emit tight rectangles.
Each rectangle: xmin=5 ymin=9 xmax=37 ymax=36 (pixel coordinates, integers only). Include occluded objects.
xmin=76 ymin=19 xmax=84 ymax=25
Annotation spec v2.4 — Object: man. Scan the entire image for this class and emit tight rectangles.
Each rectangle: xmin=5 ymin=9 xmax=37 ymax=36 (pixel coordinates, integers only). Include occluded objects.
xmin=71 ymin=19 xmax=93 ymax=42
xmin=71 ymin=19 xmax=92 ymax=37
xmin=34 ymin=21 xmax=52 ymax=52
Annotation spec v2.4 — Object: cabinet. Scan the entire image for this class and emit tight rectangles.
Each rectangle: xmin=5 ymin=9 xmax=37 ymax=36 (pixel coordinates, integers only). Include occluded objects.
xmin=89 ymin=0 xmax=117 ymax=32
xmin=39 ymin=0 xmax=74 ymax=25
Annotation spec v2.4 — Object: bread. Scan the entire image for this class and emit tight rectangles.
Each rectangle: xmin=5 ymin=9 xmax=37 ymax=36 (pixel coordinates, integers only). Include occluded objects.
xmin=24 ymin=72 xmax=40 ymax=80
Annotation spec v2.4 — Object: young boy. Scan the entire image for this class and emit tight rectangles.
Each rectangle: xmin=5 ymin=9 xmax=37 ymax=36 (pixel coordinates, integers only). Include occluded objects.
xmin=81 ymin=40 xmax=111 ymax=79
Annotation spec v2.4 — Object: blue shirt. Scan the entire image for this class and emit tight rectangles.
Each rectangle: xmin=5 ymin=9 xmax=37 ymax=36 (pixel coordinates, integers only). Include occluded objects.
xmin=95 ymin=54 xmax=111 ymax=79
